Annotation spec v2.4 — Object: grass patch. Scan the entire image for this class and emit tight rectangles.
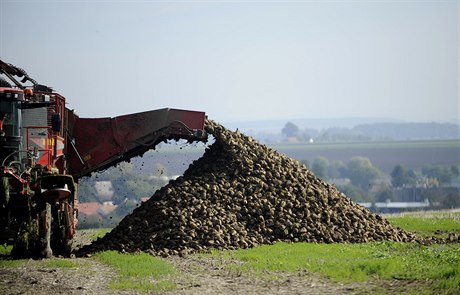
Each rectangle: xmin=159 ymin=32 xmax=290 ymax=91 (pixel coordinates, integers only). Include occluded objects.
xmin=0 ymin=256 xmax=77 ymax=269
xmin=0 ymin=258 xmax=26 ymax=268
xmin=0 ymin=245 xmax=24 ymax=268
xmin=88 ymin=228 xmax=112 ymax=241
xmin=0 ymin=244 xmax=12 ymax=256
xmin=386 ymin=211 xmax=460 ymax=238
xmin=93 ymin=250 xmax=177 ymax=292
xmin=207 ymin=241 xmax=459 ymax=291
xmin=76 ymin=228 xmax=113 ymax=242
xmin=43 ymin=258 xmax=78 ymax=268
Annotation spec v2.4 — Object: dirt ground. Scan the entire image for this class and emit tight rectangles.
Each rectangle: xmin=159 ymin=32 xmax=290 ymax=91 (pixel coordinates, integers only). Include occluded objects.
xmin=0 ymin=231 xmax=435 ymax=295
xmin=0 ymin=255 xmax=431 ymax=295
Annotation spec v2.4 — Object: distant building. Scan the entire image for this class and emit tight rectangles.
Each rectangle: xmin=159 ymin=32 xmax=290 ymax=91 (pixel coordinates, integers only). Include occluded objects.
xmin=78 ymin=202 xmax=101 ymax=217
xmin=78 ymin=201 xmax=118 ymax=218
xmin=394 ymin=187 xmax=458 ymax=202
xmin=97 ymin=201 xmax=118 ymax=217
xmin=94 ymin=181 xmax=114 ymax=201
xmin=359 ymin=199 xmax=430 ymax=213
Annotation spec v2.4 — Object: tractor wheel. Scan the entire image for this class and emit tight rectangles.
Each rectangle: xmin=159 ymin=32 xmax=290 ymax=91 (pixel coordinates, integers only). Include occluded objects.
xmin=51 ymin=203 xmax=73 ymax=256
xmin=0 ymin=177 xmax=10 ymax=237
xmin=37 ymin=202 xmax=53 ymax=258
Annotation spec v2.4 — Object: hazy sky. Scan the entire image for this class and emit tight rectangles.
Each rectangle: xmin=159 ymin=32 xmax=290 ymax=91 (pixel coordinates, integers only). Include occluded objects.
xmin=0 ymin=0 xmax=458 ymax=123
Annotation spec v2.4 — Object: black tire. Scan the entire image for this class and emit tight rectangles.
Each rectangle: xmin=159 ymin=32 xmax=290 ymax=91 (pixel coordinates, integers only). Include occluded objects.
xmin=51 ymin=204 xmax=72 ymax=256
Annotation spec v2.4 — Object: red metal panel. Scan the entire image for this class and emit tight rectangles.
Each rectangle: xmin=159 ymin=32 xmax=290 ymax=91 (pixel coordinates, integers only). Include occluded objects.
xmin=67 ymin=108 xmax=206 ymax=179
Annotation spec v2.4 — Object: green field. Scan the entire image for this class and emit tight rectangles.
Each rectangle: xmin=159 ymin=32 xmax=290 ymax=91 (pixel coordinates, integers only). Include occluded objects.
xmin=200 ymin=211 xmax=460 ymax=293
xmin=87 ymin=211 xmax=460 ymax=294
xmin=385 ymin=211 xmax=460 ymax=238
xmin=208 ymin=242 xmax=459 ymax=290
xmin=94 ymin=250 xmax=177 ymax=292
xmin=272 ymin=140 xmax=460 ymax=173
xmin=273 ymin=140 xmax=460 ymax=151
xmin=1 ymin=211 xmax=459 ymax=294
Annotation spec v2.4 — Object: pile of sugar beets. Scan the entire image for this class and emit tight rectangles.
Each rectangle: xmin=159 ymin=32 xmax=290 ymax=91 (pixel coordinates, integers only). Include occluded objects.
xmin=79 ymin=120 xmax=421 ymax=257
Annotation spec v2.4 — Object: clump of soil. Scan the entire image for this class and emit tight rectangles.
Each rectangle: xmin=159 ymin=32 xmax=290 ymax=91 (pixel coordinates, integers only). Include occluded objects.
xmin=78 ymin=120 xmax=416 ymax=256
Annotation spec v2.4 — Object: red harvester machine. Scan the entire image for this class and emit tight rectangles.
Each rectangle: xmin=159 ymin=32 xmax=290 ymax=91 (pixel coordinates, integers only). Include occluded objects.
xmin=0 ymin=59 xmax=207 ymax=258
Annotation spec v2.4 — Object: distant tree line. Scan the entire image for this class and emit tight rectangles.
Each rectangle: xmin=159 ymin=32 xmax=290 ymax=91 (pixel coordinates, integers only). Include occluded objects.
xmin=302 ymin=157 xmax=460 ymax=208
xmin=281 ymin=121 xmax=460 ymax=142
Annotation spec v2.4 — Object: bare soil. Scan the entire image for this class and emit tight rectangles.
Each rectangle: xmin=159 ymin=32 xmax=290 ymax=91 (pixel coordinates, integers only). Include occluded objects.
xmin=0 ymin=231 xmax=435 ymax=295
xmin=0 ymin=255 xmax=433 ymax=295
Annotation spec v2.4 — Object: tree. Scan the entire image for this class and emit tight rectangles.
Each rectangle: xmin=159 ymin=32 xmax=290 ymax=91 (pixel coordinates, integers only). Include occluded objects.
xmin=311 ymin=157 xmax=329 ymax=179
xmin=125 ymin=179 xmax=160 ymax=200
xmin=374 ymin=186 xmax=395 ymax=202
xmin=443 ymin=192 xmax=460 ymax=208
xmin=338 ymin=183 xmax=370 ymax=202
xmin=77 ymin=179 xmax=99 ymax=202
xmin=115 ymin=198 xmax=140 ymax=216
xmin=390 ymin=165 xmax=417 ymax=188
xmin=345 ymin=157 xmax=383 ymax=191
xmin=328 ymin=160 xmax=346 ymax=180
xmin=281 ymin=122 xmax=299 ymax=138
xmin=390 ymin=165 xmax=405 ymax=188
xmin=451 ymin=165 xmax=459 ymax=177
xmin=422 ymin=165 xmax=453 ymax=185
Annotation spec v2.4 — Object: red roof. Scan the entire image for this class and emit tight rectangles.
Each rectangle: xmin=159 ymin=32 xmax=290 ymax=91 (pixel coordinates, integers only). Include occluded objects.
xmin=78 ymin=202 xmax=101 ymax=216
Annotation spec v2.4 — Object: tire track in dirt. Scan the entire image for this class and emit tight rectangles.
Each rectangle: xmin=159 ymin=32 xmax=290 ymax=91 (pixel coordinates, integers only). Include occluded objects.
xmin=0 ymin=258 xmax=116 ymax=295
xmin=165 ymin=255 xmax=363 ymax=295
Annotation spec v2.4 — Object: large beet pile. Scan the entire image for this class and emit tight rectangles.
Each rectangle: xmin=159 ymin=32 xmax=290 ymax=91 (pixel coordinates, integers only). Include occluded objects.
xmin=79 ymin=120 xmax=416 ymax=256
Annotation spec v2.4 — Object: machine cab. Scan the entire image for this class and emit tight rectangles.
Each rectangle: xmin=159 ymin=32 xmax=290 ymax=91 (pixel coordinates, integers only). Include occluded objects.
xmin=0 ymin=85 xmax=66 ymax=174
xmin=0 ymin=87 xmax=24 ymax=168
